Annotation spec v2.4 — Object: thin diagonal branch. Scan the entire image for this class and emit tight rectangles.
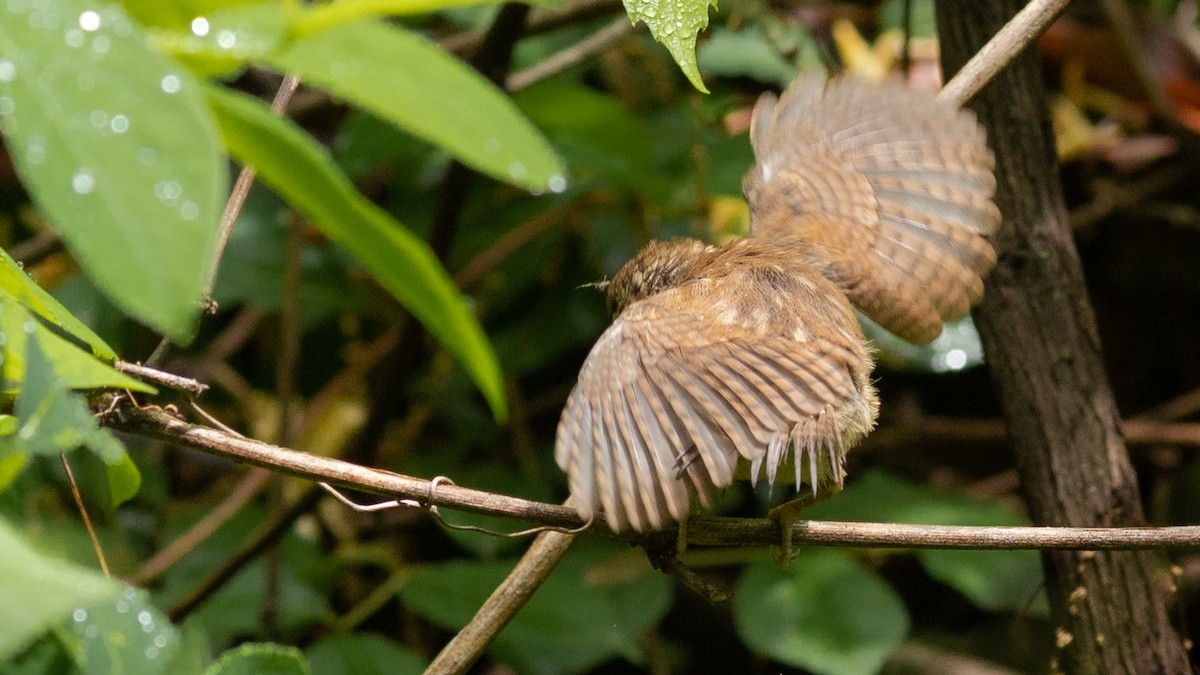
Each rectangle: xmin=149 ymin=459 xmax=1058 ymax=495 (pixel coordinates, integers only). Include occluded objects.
xmin=938 ymin=0 xmax=1072 ymax=108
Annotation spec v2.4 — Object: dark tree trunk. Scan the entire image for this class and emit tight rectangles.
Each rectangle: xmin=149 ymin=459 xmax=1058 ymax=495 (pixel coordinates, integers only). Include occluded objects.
xmin=935 ymin=2 xmax=1190 ymax=673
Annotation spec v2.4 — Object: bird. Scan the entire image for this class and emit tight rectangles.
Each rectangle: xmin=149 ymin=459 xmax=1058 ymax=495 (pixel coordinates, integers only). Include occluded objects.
xmin=554 ymin=70 xmax=1001 ymax=544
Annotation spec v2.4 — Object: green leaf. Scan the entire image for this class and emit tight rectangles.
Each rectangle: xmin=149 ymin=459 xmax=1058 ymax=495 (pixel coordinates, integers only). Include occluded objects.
xmin=697 ymin=27 xmax=794 ymax=88
xmin=203 ymin=85 xmax=507 ymax=420
xmin=103 ymin=450 xmax=143 ymax=507
xmin=515 ymin=81 xmax=658 ymax=192
xmin=0 ymin=0 xmax=227 ymax=341
xmin=0 ymin=451 xmax=26 ymax=493
xmin=0 ymin=517 xmax=119 ymax=660
xmin=622 ymin=0 xmax=716 ymax=92
xmin=63 ymin=586 xmax=181 ymax=674
xmin=10 ymin=329 xmax=140 ymax=505
xmin=734 ymin=550 xmax=909 ymax=675
xmin=305 ymin=635 xmax=426 ymax=675
xmin=295 ymin=0 xmax=557 ymax=34
xmin=806 ymin=471 xmax=1045 ymax=613
xmin=120 ymin=0 xmax=270 ymax=30
xmin=0 ymin=247 xmax=116 ymax=360
xmin=204 ymin=643 xmax=311 ymax=675
xmin=0 ymin=293 xmax=152 ymax=392
xmin=401 ymin=543 xmax=672 ymax=672
xmin=270 ymin=19 xmax=566 ymax=193
xmin=147 ymin=3 xmax=288 ymax=78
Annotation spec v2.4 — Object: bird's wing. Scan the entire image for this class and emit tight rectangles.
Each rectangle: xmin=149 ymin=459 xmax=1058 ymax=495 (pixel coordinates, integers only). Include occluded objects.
xmin=745 ymin=72 xmax=1000 ymax=344
xmin=555 ymin=292 xmax=866 ymax=532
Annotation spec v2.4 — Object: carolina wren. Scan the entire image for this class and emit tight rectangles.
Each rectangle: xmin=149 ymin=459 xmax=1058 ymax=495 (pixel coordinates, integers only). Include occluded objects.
xmin=555 ymin=72 xmax=1001 ymax=533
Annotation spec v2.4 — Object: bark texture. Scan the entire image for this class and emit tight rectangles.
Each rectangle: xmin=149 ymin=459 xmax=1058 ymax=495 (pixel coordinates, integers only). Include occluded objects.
xmin=936 ymin=2 xmax=1190 ymax=673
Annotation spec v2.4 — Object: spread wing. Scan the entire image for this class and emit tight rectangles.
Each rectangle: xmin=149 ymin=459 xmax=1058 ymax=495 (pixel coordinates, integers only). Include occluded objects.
xmin=744 ymin=72 xmax=1001 ymax=344
xmin=554 ymin=291 xmax=867 ymax=532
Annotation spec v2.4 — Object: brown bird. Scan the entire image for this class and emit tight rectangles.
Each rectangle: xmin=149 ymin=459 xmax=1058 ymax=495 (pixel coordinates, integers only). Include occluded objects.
xmin=555 ymin=71 xmax=1000 ymax=537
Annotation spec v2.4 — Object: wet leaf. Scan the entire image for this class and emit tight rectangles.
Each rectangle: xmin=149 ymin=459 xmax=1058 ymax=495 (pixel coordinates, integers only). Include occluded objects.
xmin=0 ymin=517 xmax=119 ymax=660
xmin=271 ymin=19 xmax=566 ymax=194
xmin=0 ymin=0 xmax=226 ymax=341
xmin=622 ymin=0 xmax=717 ymax=92
xmin=204 ymin=85 xmax=507 ymax=421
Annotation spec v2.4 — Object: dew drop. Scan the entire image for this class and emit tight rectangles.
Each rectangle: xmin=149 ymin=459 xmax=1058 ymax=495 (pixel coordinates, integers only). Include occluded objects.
xmin=152 ymin=633 xmax=168 ymax=648
xmin=88 ymin=109 xmax=107 ymax=129
xmin=72 ymin=608 xmax=88 ymax=622
xmin=25 ymin=134 xmax=46 ymax=165
xmin=154 ymin=180 xmax=181 ymax=202
xmin=0 ymin=97 xmax=13 ymax=116
xmin=160 ymin=74 xmax=181 ymax=94
xmin=64 ymin=27 xmax=84 ymax=48
xmin=71 ymin=169 xmax=95 ymax=195
xmin=144 ymin=647 xmax=159 ymax=660
xmin=78 ymin=9 xmax=99 ymax=31
xmin=190 ymin=17 xmax=209 ymax=37
xmin=508 ymin=162 xmax=527 ymax=181
xmin=22 ymin=319 xmax=34 ymax=333
xmin=548 ymin=174 xmax=568 ymax=194
xmin=216 ymin=30 xmax=236 ymax=49
xmin=645 ymin=7 xmax=656 ymax=17
xmin=91 ymin=35 xmax=110 ymax=55
xmin=110 ymin=114 xmax=128 ymax=133
xmin=0 ymin=60 xmax=15 ymax=83
xmin=115 ymin=600 xmax=129 ymax=614
xmin=180 ymin=201 xmax=199 ymax=220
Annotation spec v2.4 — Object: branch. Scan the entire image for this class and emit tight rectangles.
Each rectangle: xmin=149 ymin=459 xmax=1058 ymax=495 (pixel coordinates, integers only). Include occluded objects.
xmin=938 ymin=0 xmax=1072 ymax=108
xmin=106 ymin=404 xmax=1200 ymax=552
xmin=427 ymin=530 xmax=577 ymax=674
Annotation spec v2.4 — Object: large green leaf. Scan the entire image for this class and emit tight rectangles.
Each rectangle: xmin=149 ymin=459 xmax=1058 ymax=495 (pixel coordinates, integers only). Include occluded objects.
xmin=294 ymin=0 xmax=558 ymax=34
xmin=63 ymin=587 xmax=181 ymax=674
xmin=0 ymin=294 xmax=152 ymax=393
xmin=0 ymin=517 xmax=119 ymax=660
xmin=204 ymin=643 xmax=311 ymax=675
xmin=0 ymin=0 xmax=227 ymax=341
xmin=622 ymin=0 xmax=716 ymax=92
xmin=0 ymin=247 xmax=116 ymax=360
xmin=305 ymin=635 xmax=426 ymax=675
xmin=270 ymin=19 xmax=566 ymax=194
xmin=7 ymin=330 xmax=142 ymax=506
xmin=401 ymin=543 xmax=672 ymax=672
xmin=734 ymin=550 xmax=909 ymax=675
xmin=203 ymin=85 xmax=506 ymax=420
xmin=806 ymin=471 xmax=1045 ymax=613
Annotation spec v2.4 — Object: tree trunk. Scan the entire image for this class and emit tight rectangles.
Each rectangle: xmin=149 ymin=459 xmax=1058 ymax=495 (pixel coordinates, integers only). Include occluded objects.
xmin=935 ymin=2 xmax=1190 ymax=673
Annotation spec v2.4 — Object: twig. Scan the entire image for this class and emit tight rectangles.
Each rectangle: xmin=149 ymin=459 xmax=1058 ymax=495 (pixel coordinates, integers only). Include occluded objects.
xmin=507 ymin=18 xmax=633 ymax=92
xmin=426 ymin=529 xmax=578 ymax=674
xmin=452 ymin=198 xmax=590 ymax=289
xmin=442 ymin=0 xmax=622 ymax=55
xmin=129 ymin=467 xmax=272 ymax=586
xmin=874 ymin=415 xmax=1200 ymax=449
xmin=114 ymin=361 xmax=208 ymax=397
xmin=938 ymin=0 xmax=1073 ymax=108
xmin=146 ymin=74 xmax=303 ymax=367
xmin=168 ymin=486 xmax=323 ymax=621
xmin=106 ymin=404 xmax=1200 ymax=551
xmin=60 ymin=455 xmax=110 ymax=578
xmin=1099 ymin=0 xmax=1180 ymax=124
xmin=10 ymin=230 xmax=63 ymax=266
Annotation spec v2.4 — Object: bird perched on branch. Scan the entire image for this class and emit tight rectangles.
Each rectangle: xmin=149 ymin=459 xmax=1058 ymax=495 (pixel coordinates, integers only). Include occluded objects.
xmin=554 ymin=71 xmax=1001 ymax=550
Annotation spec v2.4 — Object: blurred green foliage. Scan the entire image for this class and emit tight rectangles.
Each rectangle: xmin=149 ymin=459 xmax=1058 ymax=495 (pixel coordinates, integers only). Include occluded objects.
xmin=2 ymin=0 xmax=1192 ymax=673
